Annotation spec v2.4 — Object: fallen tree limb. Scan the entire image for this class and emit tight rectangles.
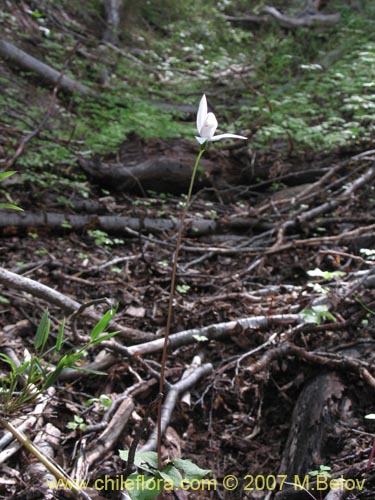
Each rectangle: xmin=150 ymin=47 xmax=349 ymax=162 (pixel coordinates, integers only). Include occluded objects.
xmin=78 ymin=141 xmax=328 ymax=194
xmin=141 ymin=362 xmax=213 ymax=452
xmin=24 ymin=423 xmax=62 ymax=500
xmin=225 ymin=4 xmax=339 ymax=29
xmin=60 ymin=314 xmax=302 ymax=380
xmin=270 ymin=165 xmax=375 ymax=248
xmin=0 ymin=210 xmax=268 ymax=237
xmin=0 ymin=40 xmax=91 ymax=94
xmin=85 ymin=397 xmax=134 ymax=466
xmin=78 ymin=155 xmax=211 ymax=194
xmin=262 ymin=5 xmax=339 ymax=28
xmin=0 ymin=267 xmax=153 ymax=343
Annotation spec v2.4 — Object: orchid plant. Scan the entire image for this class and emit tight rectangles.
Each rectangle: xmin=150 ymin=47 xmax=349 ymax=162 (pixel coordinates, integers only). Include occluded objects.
xmin=195 ymin=94 xmax=247 ymax=144
xmin=156 ymin=93 xmax=247 ymax=470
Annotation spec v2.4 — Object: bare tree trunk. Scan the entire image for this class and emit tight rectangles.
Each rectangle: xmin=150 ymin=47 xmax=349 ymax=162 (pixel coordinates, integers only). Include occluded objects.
xmin=103 ymin=0 xmax=123 ymax=44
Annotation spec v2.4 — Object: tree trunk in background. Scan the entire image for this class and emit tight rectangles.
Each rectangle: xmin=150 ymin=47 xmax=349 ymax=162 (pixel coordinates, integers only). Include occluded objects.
xmin=103 ymin=0 xmax=123 ymax=44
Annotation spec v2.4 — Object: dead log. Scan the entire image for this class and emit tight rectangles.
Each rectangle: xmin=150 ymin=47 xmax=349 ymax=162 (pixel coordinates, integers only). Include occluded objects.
xmin=0 ymin=267 xmax=152 ymax=343
xmin=279 ymin=372 xmax=346 ymax=480
xmin=0 ymin=39 xmax=91 ymax=94
xmin=276 ymin=343 xmax=375 ymax=499
xmin=78 ymin=155 xmax=210 ymax=194
xmin=78 ymin=135 xmax=329 ymax=195
xmin=225 ymin=3 xmax=339 ymax=29
xmin=262 ymin=5 xmax=339 ymax=28
xmin=0 ymin=211 xmax=269 ymax=237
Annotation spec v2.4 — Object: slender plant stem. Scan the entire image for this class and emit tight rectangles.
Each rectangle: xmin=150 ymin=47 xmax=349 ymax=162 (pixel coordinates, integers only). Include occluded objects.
xmin=156 ymin=143 xmax=206 ymax=469
xmin=0 ymin=417 xmax=92 ymax=499
xmin=367 ymin=434 xmax=375 ymax=471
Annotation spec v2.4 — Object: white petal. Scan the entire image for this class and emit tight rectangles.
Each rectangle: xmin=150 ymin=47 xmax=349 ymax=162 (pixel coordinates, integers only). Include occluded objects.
xmin=197 ymin=94 xmax=208 ymax=134
xmin=209 ymin=133 xmax=247 ymax=142
xmin=199 ymin=112 xmax=218 ymax=138
xmin=195 ymin=136 xmax=208 ymax=144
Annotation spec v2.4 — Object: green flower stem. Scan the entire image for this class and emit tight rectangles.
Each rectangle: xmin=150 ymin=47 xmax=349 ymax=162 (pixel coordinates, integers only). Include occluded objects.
xmin=157 ymin=143 xmax=206 ymax=469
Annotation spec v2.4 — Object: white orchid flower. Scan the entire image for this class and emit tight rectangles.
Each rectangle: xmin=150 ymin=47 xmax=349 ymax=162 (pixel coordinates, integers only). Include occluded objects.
xmin=196 ymin=94 xmax=247 ymax=144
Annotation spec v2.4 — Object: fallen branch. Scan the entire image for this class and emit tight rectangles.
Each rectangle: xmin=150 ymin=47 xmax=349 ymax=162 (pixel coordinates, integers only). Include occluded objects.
xmin=0 ymin=267 xmax=153 ymax=343
xmin=141 ymin=362 xmax=213 ymax=452
xmin=84 ymin=397 xmax=134 ymax=466
xmin=60 ymin=314 xmax=302 ymax=380
xmin=271 ymin=165 xmax=375 ymax=248
xmin=225 ymin=4 xmax=339 ymax=29
xmin=262 ymin=5 xmax=339 ymax=28
xmin=0 ymin=389 xmax=53 ymax=464
xmin=0 ymin=210 xmax=267 ymax=237
xmin=5 ymin=43 xmax=81 ymax=170
xmin=0 ymin=40 xmax=91 ymax=94
xmin=24 ymin=423 xmax=62 ymax=500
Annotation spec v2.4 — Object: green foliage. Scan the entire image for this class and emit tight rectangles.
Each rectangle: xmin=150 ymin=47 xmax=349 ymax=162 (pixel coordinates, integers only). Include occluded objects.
xmin=84 ymin=394 xmax=112 ymax=409
xmin=4 ymin=1 xmax=375 ymax=193
xmin=74 ymin=93 xmax=190 ymax=155
xmin=0 ymin=308 xmax=119 ymax=417
xmin=66 ymin=415 xmax=87 ymax=431
xmin=118 ymin=450 xmax=212 ymax=500
xmin=308 ymin=465 xmax=331 ymax=478
xmin=301 ymin=305 xmax=336 ymax=325
xmin=176 ymin=284 xmax=190 ymax=294
xmin=87 ymin=229 xmax=124 ymax=249
xmin=307 ymin=268 xmax=346 ymax=280
xmin=244 ymin=8 xmax=375 ymax=152
xmin=0 ymin=172 xmax=23 ymax=210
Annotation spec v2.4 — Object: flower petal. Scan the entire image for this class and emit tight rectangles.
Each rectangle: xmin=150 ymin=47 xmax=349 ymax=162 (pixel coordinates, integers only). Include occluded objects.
xmin=209 ymin=133 xmax=247 ymax=142
xmin=197 ymin=94 xmax=208 ymax=134
xmin=195 ymin=136 xmax=208 ymax=144
xmin=199 ymin=112 xmax=218 ymax=139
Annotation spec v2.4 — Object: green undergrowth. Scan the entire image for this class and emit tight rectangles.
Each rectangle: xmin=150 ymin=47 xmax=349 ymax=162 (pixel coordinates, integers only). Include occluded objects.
xmin=2 ymin=0 xmax=375 ymax=194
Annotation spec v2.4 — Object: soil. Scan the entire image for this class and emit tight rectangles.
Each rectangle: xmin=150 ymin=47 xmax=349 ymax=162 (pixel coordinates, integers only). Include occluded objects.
xmin=1 ymin=140 xmax=375 ymax=500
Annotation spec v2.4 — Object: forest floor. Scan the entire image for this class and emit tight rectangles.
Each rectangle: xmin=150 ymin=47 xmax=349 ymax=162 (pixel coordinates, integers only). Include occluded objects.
xmin=2 ymin=2 xmax=375 ymax=500
xmin=1 ymin=139 xmax=375 ymax=500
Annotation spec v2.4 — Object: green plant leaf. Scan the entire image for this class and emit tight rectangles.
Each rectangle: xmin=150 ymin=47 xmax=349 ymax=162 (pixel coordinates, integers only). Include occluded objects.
xmin=0 ymin=203 xmax=23 ymax=211
xmin=15 ymin=359 xmax=31 ymax=376
xmin=172 ymin=458 xmax=211 ymax=481
xmin=42 ymin=354 xmax=69 ymax=388
xmin=119 ymin=450 xmax=159 ymax=475
xmin=159 ymin=464 xmax=183 ymax=486
xmin=55 ymin=319 xmax=65 ymax=352
xmin=125 ymin=473 xmax=163 ymax=500
xmin=90 ymin=330 xmax=120 ymax=345
xmin=34 ymin=309 xmax=50 ymax=352
xmin=90 ymin=308 xmax=116 ymax=340
xmin=0 ymin=353 xmax=17 ymax=372
xmin=0 ymin=171 xmax=17 ymax=180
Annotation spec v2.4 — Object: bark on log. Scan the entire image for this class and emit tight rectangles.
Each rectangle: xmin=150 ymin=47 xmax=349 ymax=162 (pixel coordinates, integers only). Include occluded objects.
xmin=279 ymin=372 xmax=346 ymax=479
xmin=78 ymin=135 xmax=327 ymax=195
xmin=0 ymin=211 xmax=269 ymax=237
xmin=0 ymin=267 xmax=152 ymax=343
xmin=0 ymin=40 xmax=91 ymax=94
xmin=262 ymin=5 xmax=340 ymax=28
xmin=226 ymin=3 xmax=339 ymax=29
xmin=276 ymin=343 xmax=375 ymax=499
xmin=78 ymin=154 xmax=211 ymax=194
